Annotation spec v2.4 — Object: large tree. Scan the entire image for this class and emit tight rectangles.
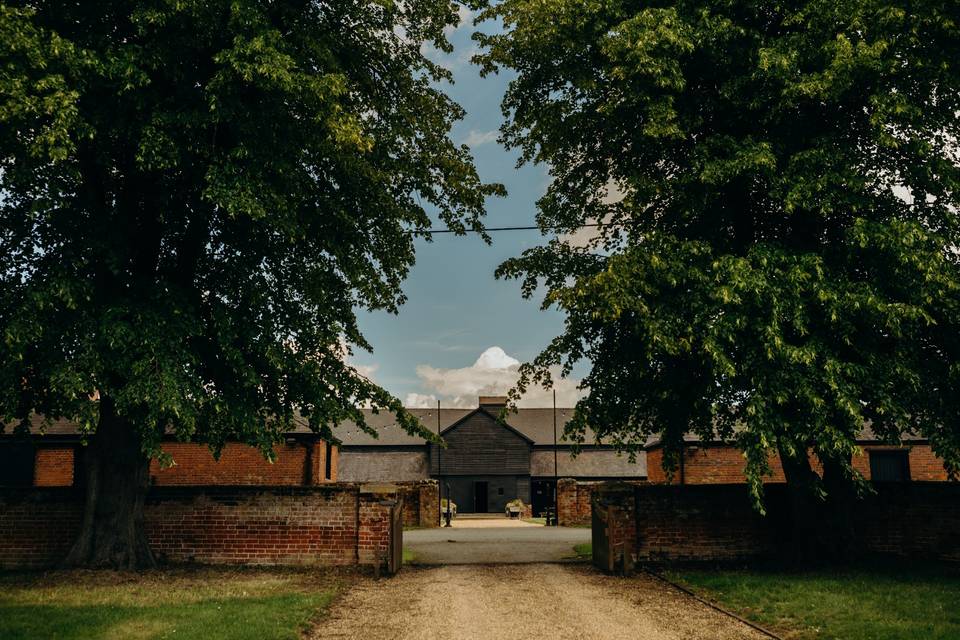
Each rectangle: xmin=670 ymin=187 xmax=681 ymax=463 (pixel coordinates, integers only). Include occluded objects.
xmin=477 ymin=0 xmax=960 ymax=557
xmin=0 ymin=0 xmax=499 ymax=568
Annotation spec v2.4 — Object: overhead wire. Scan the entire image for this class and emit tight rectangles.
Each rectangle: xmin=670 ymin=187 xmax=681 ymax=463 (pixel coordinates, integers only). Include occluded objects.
xmin=408 ymin=222 xmax=620 ymax=235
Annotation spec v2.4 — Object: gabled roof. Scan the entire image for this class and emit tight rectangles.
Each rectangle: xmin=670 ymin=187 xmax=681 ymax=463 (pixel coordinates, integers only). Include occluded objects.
xmin=3 ymin=407 xmax=599 ymax=447
xmin=334 ymin=407 xmax=597 ymax=446
xmin=438 ymin=408 xmax=535 ymax=444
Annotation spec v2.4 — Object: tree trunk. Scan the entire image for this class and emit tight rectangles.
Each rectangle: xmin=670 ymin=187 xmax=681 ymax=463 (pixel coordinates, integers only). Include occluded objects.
xmin=778 ymin=444 xmax=823 ymax=566
xmin=63 ymin=399 xmax=155 ymax=569
xmin=820 ymin=453 xmax=858 ymax=563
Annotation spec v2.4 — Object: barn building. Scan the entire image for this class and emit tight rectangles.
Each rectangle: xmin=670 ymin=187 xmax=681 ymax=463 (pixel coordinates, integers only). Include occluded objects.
xmin=335 ymin=396 xmax=647 ymax=515
xmin=0 ymin=415 xmax=338 ymax=489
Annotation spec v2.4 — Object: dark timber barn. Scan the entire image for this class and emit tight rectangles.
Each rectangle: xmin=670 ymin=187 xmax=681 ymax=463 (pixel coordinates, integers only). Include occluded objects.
xmin=335 ymin=396 xmax=647 ymax=515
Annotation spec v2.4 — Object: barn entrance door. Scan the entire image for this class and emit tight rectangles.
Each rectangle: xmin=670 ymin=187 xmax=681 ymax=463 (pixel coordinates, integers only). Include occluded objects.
xmin=531 ymin=479 xmax=556 ymax=517
xmin=473 ymin=481 xmax=489 ymax=512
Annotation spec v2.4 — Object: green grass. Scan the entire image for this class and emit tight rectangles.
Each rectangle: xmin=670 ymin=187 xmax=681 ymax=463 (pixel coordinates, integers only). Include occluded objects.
xmin=0 ymin=566 xmax=342 ymax=640
xmin=668 ymin=563 xmax=960 ymax=640
xmin=523 ymin=517 xmax=547 ymax=525
xmin=572 ymin=543 xmax=592 ymax=559
xmin=402 ymin=548 xmax=416 ymax=564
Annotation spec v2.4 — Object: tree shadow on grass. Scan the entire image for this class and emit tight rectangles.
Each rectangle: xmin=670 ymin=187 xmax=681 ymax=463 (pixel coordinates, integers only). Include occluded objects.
xmin=0 ymin=592 xmax=333 ymax=640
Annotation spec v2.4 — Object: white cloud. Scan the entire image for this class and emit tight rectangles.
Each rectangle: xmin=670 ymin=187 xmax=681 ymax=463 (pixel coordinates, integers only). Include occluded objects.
xmin=409 ymin=346 xmax=585 ymax=408
xmin=354 ymin=362 xmax=379 ymax=380
xmin=404 ymin=392 xmax=438 ymax=408
xmin=461 ymin=129 xmax=499 ymax=147
xmin=421 ymin=41 xmax=479 ymax=73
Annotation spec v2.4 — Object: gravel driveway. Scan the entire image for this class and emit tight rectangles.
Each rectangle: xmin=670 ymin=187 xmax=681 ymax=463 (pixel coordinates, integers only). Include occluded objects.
xmin=403 ymin=520 xmax=591 ymax=564
xmin=310 ymin=564 xmax=766 ymax=640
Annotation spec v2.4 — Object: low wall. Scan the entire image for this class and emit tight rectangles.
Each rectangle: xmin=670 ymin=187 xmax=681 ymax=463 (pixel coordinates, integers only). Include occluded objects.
xmin=558 ymin=478 xmax=646 ymax=526
xmin=593 ymin=482 xmax=960 ymax=566
xmin=631 ymin=484 xmax=782 ymax=562
xmin=557 ymin=478 xmax=595 ymax=526
xmin=0 ymin=483 xmax=400 ymax=570
xmin=395 ymin=480 xmax=439 ymax=528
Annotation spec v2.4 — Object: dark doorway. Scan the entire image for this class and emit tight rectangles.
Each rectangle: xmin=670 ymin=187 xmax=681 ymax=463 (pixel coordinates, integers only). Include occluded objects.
xmin=531 ymin=479 xmax=556 ymax=517
xmin=473 ymin=481 xmax=489 ymax=512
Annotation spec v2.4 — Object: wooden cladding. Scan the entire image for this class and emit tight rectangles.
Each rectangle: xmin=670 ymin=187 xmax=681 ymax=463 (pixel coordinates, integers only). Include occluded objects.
xmin=429 ymin=411 xmax=531 ymax=476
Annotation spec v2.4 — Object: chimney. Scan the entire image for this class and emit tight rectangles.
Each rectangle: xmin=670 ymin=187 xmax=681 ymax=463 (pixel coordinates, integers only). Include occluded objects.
xmin=478 ymin=396 xmax=508 ymax=411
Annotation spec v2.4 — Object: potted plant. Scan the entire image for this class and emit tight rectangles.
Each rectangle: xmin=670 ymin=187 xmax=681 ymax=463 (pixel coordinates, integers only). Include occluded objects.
xmin=505 ymin=498 xmax=526 ymax=518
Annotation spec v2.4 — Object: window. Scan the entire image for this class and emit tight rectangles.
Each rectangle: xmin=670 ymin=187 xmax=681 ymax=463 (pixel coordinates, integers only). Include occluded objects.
xmin=869 ymin=450 xmax=910 ymax=482
xmin=324 ymin=442 xmax=333 ymax=481
xmin=0 ymin=443 xmax=35 ymax=487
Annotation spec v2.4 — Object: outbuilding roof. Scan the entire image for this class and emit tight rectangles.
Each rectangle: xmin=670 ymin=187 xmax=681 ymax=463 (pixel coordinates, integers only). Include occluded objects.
xmin=644 ymin=423 xmax=930 ymax=450
xmin=332 ymin=407 xmax=597 ymax=446
xmin=3 ymin=407 xmax=596 ymax=447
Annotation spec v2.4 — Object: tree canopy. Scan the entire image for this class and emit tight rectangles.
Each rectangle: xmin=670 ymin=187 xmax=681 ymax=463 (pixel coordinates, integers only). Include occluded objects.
xmin=0 ymin=0 xmax=500 ymax=452
xmin=477 ymin=0 xmax=960 ymax=505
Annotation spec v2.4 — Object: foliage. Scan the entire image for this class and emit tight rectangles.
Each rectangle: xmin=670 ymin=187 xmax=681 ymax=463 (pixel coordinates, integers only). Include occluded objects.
xmin=0 ymin=1 xmax=501 ymax=457
xmin=476 ymin=0 xmax=960 ymax=504
xmin=504 ymin=497 xmax=526 ymax=513
xmin=670 ymin=563 xmax=960 ymax=640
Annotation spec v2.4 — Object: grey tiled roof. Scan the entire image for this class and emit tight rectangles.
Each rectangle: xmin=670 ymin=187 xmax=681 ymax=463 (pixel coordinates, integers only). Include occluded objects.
xmin=333 ymin=407 xmax=597 ymax=446
xmin=644 ymin=423 xmax=929 ymax=449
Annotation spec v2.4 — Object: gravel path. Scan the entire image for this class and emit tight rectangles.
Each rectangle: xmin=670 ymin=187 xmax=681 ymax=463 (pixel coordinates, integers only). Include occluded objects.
xmin=311 ymin=564 xmax=766 ymax=640
xmin=403 ymin=523 xmax=591 ymax=564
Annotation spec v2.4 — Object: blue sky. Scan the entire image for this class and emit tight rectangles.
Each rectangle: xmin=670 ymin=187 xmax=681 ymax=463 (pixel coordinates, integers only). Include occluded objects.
xmin=349 ymin=10 xmax=584 ymax=408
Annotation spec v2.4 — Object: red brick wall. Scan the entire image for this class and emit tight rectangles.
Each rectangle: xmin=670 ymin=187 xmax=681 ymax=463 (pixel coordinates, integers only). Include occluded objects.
xmin=0 ymin=490 xmax=82 ymax=568
xmin=599 ymin=482 xmax=960 ymax=564
xmin=25 ymin=440 xmax=339 ymax=488
xmin=557 ymin=479 xmax=596 ymax=526
xmin=631 ymin=484 xmax=779 ymax=562
xmin=33 ymin=447 xmax=74 ymax=486
xmin=0 ymin=484 xmax=399 ymax=569
xmin=559 ymin=479 xmax=647 ymax=526
xmin=150 ymin=443 xmax=312 ymax=486
xmin=396 ymin=480 xmax=439 ymax=528
xmin=647 ymin=444 xmax=948 ymax=484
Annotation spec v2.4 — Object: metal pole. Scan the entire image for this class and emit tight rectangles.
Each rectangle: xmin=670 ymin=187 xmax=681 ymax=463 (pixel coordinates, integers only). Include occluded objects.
xmin=553 ymin=389 xmax=559 ymax=526
xmin=437 ymin=399 xmax=442 ymax=525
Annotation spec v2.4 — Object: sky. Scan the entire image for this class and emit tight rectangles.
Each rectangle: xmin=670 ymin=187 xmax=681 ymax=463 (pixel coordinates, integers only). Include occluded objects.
xmin=348 ymin=8 xmax=587 ymax=409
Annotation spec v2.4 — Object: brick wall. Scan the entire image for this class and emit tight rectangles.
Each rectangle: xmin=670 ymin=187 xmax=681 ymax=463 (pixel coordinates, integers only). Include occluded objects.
xmin=26 ymin=440 xmax=339 ymax=488
xmin=395 ymin=480 xmax=439 ymax=528
xmin=592 ymin=482 xmax=960 ymax=567
xmin=0 ymin=483 xmax=400 ymax=570
xmin=151 ymin=443 xmax=314 ymax=486
xmin=33 ymin=447 xmax=75 ymax=486
xmin=631 ymin=484 xmax=780 ymax=562
xmin=0 ymin=489 xmax=82 ymax=568
xmin=557 ymin=478 xmax=597 ymax=526
xmin=558 ymin=478 xmax=646 ymax=526
xmin=647 ymin=443 xmax=948 ymax=484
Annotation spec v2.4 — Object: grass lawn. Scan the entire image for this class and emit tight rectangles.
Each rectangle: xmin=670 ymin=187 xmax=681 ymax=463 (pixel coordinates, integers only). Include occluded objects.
xmin=0 ymin=566 xmax=344 ymax=640
xmin=571 ymin=543 xmax=592 ymax=560
xmin=667 ymin=562 xmax=960 ymax=640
